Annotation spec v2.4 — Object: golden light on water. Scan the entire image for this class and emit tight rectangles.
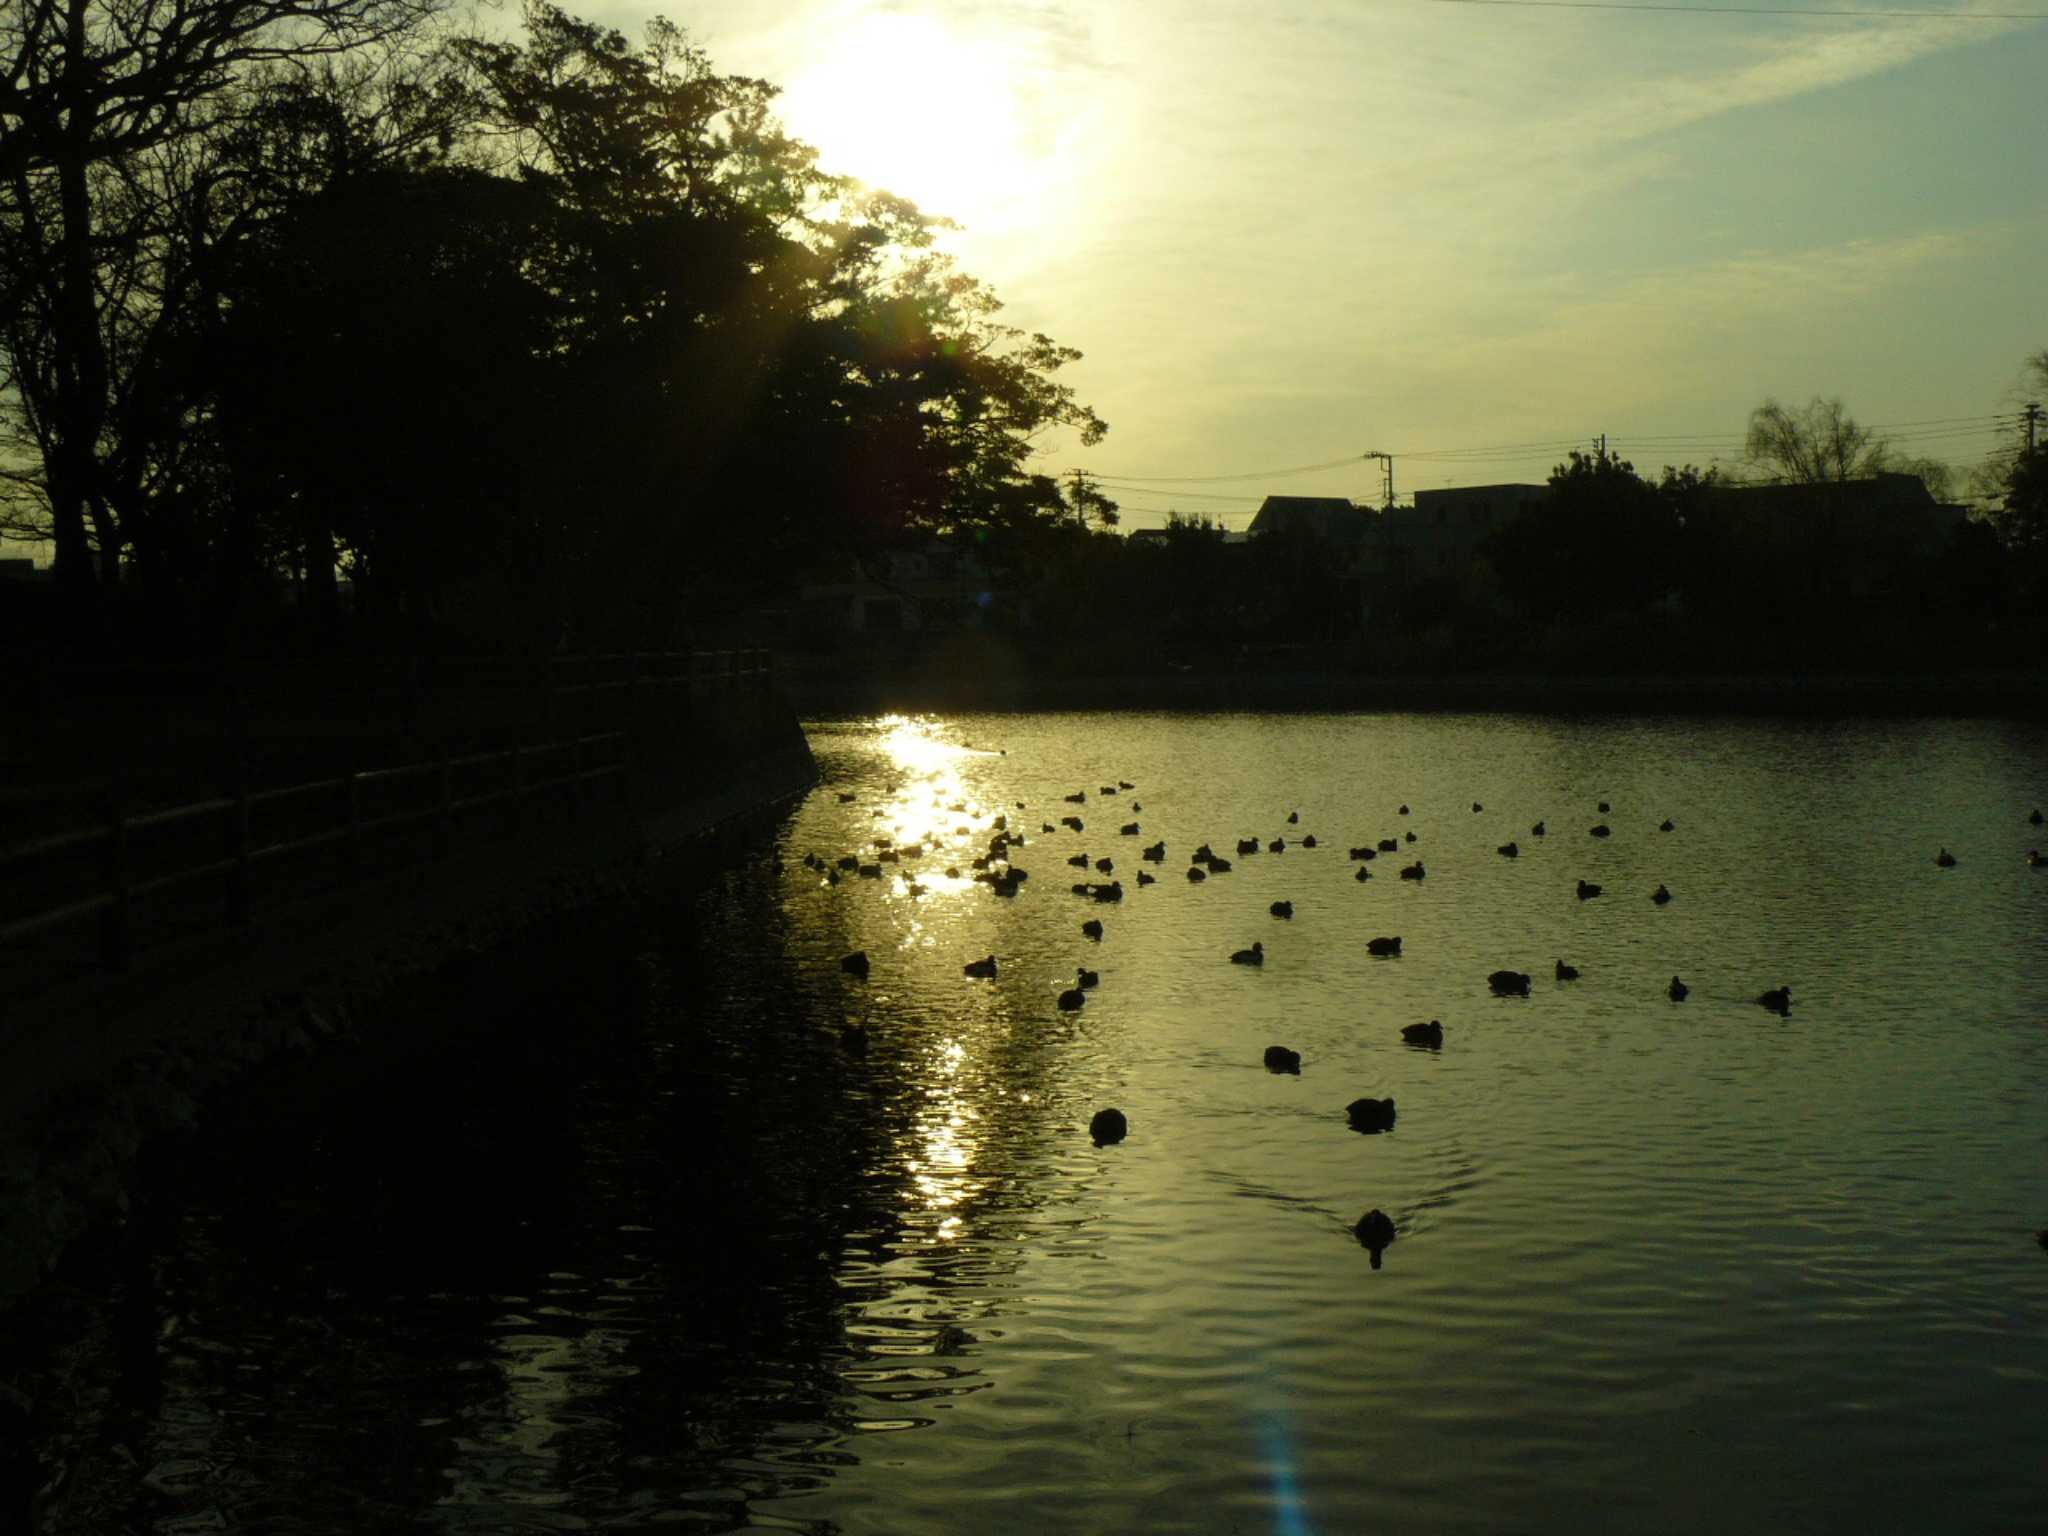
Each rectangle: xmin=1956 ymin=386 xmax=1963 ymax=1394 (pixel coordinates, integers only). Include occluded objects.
xmin=907 ymin=1037 xmax=981 ymax=1239
xmin=862 ymin=715 xmax=1004 ymax=907
xmin=818 ymin=715 xmax=1014 ymax=1243
xmin=876 ymin=713 xmax=968 ymax=782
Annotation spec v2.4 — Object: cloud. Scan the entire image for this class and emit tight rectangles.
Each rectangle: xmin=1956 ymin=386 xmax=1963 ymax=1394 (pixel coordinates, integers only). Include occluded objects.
xmin=1528 ymin=14 xmax=2029 ymax=164
xmin=876 ymin=0 xmax=1110 ymax=76
xmin=1453 ymin=228 xmax=1961 ymax=360
xmin=582 ymin=2 xmax=2039 ymax=501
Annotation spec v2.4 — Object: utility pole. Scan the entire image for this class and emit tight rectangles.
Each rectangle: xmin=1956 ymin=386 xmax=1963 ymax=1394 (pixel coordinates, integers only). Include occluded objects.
xmin=1363 ymin=450 xmax=1394 ymax=510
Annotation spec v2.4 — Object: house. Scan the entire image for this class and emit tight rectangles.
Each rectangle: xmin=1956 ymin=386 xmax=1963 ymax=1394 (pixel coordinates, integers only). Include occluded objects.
xmin=1128 ymin=523 xmax=1250 ymax=547
xmin=1243 ymin=496 xmax=1376 ymax=581
xmin=1245 ymin=496 xmax=1375 ymax=545
xmin=796 ymin=538 xmax=1009 ymax=639
xmin=1130 ymin=524 xmax=1253 ymax=548
xmin=1698 ymin=473 xmax=1969 ymax=600
xmin=1370 ymin=485 xmax=1549 ymax=582
xmin=1244 ymin=496 xmax=1377 ymax=632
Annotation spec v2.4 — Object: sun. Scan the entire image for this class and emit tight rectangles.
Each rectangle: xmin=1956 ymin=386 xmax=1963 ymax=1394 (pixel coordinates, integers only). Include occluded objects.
xmin=777 ymin=10 xmax=1050 ymax=234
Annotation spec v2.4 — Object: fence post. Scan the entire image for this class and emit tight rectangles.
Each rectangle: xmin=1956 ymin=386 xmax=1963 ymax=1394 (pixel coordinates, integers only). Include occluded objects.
xmin=436 ymin=748 xmax=451 ymax=857
xmin=101 ymin=813 xmax=129 ymax=969
xmin=345 ymin=771 xmax=362 ymax=884
xmin=626 ymin=650 xmax=640 ymax=753
xmin=228 ymin=768 xmax=251 ymax=926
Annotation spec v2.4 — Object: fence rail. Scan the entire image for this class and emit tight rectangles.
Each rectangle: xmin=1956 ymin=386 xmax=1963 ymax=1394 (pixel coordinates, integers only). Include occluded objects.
xmin=1 ymin=648 xmax=773 ymax=975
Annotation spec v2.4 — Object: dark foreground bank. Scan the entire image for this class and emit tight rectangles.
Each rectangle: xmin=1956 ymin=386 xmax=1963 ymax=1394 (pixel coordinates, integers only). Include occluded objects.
xmin=0 ymin=820 xmax=892 ymax=1534
xmin=0 ymin=678 xmax=816 ymax=1317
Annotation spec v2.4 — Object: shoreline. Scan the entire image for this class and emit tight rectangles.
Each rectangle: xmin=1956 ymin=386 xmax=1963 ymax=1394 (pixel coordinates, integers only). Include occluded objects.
xmin=784 ymin=665 xmax=2048 ymax=718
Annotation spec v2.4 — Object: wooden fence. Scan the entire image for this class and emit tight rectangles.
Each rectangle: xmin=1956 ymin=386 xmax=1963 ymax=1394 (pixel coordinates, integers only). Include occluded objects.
xmin=0 ymin=649 xmax=773 ymax=979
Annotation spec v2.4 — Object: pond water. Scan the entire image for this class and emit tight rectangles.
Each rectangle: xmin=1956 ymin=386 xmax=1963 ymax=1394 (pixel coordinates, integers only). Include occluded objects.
xmin=21 ymin=711 xmax=2048 ymax=1534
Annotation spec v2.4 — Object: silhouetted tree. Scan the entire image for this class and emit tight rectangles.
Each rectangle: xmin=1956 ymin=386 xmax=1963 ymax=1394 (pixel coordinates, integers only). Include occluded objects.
xmin=129 ymin=54 xmax=480 ymax=642
xmin=208 ymin=165 xmax=563 ymax=642
xmin=1972 ymin=348 xmax=2047 ymax=536
xmin=449 ymin=4 xmax=1108 ymax=641
xmin=3 ymin=0 xmax=1109 ymax=653
xmin=1997 ymin=445 xmax=2048 ymax=617
xmin=0 ymin=0 xmax=451 ymax=634
xmin=1063 ymin=473 xmax=1120 ymax=530
xmin=1485 ymin=449 xmax=1685 ymax=616
xmin=1744 ymin=396 xmax=1889 ymax=484
xmin=1121 ymin=512 xmax=1231 ymax=653
xmin=2002 ymin=446 xmax=2048 ymax=541
xmin=1892 ymin=455 xmax=1956 ymax=501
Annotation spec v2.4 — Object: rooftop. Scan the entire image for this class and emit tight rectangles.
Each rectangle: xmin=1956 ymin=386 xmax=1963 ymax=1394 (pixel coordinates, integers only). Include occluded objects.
xmin=1246 ymin=496 xmax=1373 ymax=544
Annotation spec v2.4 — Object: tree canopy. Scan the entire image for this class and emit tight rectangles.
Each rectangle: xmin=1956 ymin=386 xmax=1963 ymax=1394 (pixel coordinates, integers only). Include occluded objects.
xmin=0 ymin=0 xmax=455 ymax=628
xmin=0 ymin=1 xmax=1109 ymax=653
xmin=1483 ymin=449 xmax=1697 ymax=616
xmin=1744 ymin=397 xmax=1888 ymax=485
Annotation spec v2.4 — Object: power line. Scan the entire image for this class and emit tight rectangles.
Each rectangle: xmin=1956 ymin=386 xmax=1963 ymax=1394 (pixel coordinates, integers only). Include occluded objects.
xmin=1883 ymin=425 xmax=2015 ymax=445
xmin=1076 ymin=453 xmax=1367 ymax=486
xmin=1391 ymin=434 xmax=1593 ymax=458
xmin=1854 ymin=411 xmax=2022 ymax=428
xmin=1606 ymin=414 xmax=2011 ymax=449
xmin=1403 ymin=443 xmax=1586 ymax=462
xmin=1419 ymin=0 xmax=2048 ymax=20
xmin=1078 ymin=412 xmax=2021 ymax=484
xmin=1091 ymin=482 xmax=1267 ymax=506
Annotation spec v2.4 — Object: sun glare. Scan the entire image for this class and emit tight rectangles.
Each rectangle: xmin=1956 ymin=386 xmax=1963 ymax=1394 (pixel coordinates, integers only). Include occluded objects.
xmin=876 ymin=712 xmax=969 ymax=781
xmin=779 ymin=10 xmax=1052 ymax=234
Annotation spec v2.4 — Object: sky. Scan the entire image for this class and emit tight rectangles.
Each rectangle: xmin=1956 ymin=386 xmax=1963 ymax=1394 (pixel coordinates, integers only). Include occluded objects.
xmin=575 ymin=0 xmax=2047 ymax=527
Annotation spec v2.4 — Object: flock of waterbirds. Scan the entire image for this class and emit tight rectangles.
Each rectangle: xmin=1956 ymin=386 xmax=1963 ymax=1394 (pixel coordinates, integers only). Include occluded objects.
xmin=808 ymin=782 xmax=2048 ymax=1265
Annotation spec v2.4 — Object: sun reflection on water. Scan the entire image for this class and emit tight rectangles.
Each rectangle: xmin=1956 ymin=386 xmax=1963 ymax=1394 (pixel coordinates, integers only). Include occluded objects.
xmin=877 ymin=713 xmax=970 ymax=778
xmin=800 ymin=713 xmax=1025 ymax=1403
xmin=862 ymin=715 xmax=1011 ymax=909
xmin=906 ymin=1038 xmax=982 ymax=1236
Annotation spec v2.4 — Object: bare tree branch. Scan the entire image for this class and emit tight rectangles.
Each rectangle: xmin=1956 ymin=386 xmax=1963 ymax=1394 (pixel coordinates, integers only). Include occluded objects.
xmin=1744 ymin=397 xmax=1888 ymax=486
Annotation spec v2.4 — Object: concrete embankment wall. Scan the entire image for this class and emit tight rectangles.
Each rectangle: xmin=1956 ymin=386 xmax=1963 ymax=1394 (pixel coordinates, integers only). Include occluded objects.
xmin=0 ymin=680 xmax=816 ymax=1311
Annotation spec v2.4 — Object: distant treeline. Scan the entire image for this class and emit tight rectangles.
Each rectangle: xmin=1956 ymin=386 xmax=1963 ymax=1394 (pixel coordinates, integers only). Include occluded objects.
xmin=0 ymin=1 xmax=1109 ymax=657
xmin=5 ymin=1 xmax=2042 ymax=676
xmin=827 ymin=430 xmax=2048 ymax=679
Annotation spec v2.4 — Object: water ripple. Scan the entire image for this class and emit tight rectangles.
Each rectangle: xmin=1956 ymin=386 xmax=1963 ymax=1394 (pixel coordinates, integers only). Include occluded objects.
xmin=27 ymin=710 xmax=2048 ymax=1536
